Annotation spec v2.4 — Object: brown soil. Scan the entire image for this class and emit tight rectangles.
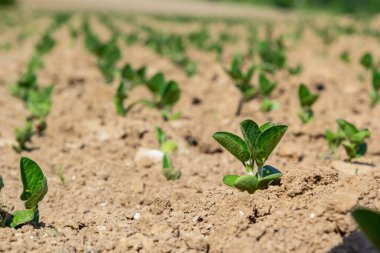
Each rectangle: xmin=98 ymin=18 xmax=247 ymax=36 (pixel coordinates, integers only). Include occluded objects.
xmin=0 ymin=11 xmax=380 ymax=253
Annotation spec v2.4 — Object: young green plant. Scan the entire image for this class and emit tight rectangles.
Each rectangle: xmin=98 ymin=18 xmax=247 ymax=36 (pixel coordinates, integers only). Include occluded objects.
xmin=298 ymin=84 xmax=319 ymax=124
xmin=156 ymin=126 xmax=181 ymax=180
xmin=213 ymin=119 xmax=287 ymax=194
xmin=225 ymin=56 xmax=256 ymax=116
xmin=359 ymin=52 xmax=380 ymax=106
xmin=259 ymin=73 xmax=278 ymax=112
xmin=26 ymin=85 xmax=54 ymax=134
xmin=13 ymin=120 xmax=34 ymax=153
xmin=0 ymin=157 xmax=48 ymax=228
xmin=114 ymin=64 xmax=146 ymax=116
xmin=125 ymin=72 xmax=181 ymax=120
xmin=326 ymin=119 xmax=370 ymax=162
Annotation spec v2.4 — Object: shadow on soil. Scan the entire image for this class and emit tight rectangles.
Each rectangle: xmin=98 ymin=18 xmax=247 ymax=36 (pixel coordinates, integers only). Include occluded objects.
xmin=327 ymin=231 xmax=378 ymax=253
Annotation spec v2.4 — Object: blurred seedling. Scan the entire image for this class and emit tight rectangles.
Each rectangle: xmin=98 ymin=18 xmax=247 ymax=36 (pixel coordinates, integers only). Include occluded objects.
xmin=371 ymin=69 xmax=380 ymax=106
xmin=96 ymin=36 xmax=121 ymax=84
xmin=298 ymin=84 xmax=319 ymax=124
xmin=352 ymin=208 xmax=380 ymax=251
xmin=125 ymin=72 xmax=181 ymax=120
xmin=340 ymin=50 xmax=351 ymax=63
xmin=325 ymin=127 xmax=345 ymax=158
xmin=143 ymin=28 xmax=197 ymax=76
xmin=114 ymin=64 xmax=146 ymax=116
xmin=68 ymin=24 xmax=78 ymax=46
xmin=360 ymin=52 xmax=380 ymax=106
xmin=288 ymin=64 xmax=302 ymax=76
xmin=259 ymin=73 xmax=278 ymax=112
xmin=11 ymin=53 xmax=43 ymax=101
xmin=13 ymin=120 xmax=34 ymax=153
xmin=225 ymin=55 xmax=256 ymax=116
xmin=257 ymin=37 xmax=287 ymax=73
xmin=125 ymin=31 xmax=139 ymax=45
xmin=27 ymin=85 xmax=54 ymax=134
xmin=35 ymin=32 xmax=56 ymax=55
xmin=156 ymin=127 xmax=181 ymax=180
xmin=360 ymin=52 xmax=373 ymax=71
xmin=82 ymin=20 xmax=121 ymax=84
xmin=326 ymin=119 xmax=370 ymax=162
xmin=0 ymin=157 xmax=48 ymax=228
xmin=213 ymin=119 xmax=287 ymax=194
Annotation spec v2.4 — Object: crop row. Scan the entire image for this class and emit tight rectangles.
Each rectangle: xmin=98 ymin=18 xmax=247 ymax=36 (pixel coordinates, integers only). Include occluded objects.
xmin=0 ymin=12 xmax=379 ymax=249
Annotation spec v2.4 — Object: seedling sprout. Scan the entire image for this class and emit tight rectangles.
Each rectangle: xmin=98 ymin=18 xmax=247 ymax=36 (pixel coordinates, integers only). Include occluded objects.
xmin=213 ymin=119 xmax=287 ymax=194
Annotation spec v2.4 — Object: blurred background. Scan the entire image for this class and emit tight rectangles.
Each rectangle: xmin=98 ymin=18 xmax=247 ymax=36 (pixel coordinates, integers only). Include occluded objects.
xmin=1 ymin=0 xmax=380 ymax=15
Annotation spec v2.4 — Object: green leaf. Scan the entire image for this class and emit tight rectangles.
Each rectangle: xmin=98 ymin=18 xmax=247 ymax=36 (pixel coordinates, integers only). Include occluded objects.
xmin=257 ymin=165 xmax=283 ymax=189
xmin=163 ymin=153 xmax=173 ymax=170
xmin=299 ymin=84 xmax=318 ymax=108
xmin=342 ymin=142 xmax=356 ymax=161
xmin=10 ymin=209 xmax=34 ymax=228
xmin=259 ymin=73 xmax=276 ymax=97
xmin=161 ymin=81 xmax=180 ymax=106
xmin=0 ymin=175 xmax=3 ymax=192
xmin=147 ymin=73 xmax=165 ymax=95
xmin=223 ymin=175 xmax=240 ymax=188
xmin=372 ymin=69 xmax=380 ymax=91
xmin=212 ymin=132 xmax=250 ymax=163
xmin=360 ymin=53 xmax=373 ymax=70
xmin=260 ymin=98 xmax=278 ymax=112
xmin=230 ymin=56 xmax=242 ymax=79
xmin=20 ymin=157 xmax=48 ymax=210
xmin=121 ymin=64 xmax=134 ymax=79
xmin=352 ymin=208 xmax=380 ymax=251
xmin=356 ymin=143 xmax=368 ymax=158
xmin=156 ymin=126 xmax=166 ymax=146
xmin=260 ymin=122 xmax=275 ymax=132
xmin=239 ymin=119 xmax=260 ymax=158
xmin=161 ymin=140 xmax=178 ymax=153
xmin=325 ymin=130 xmax=334 ymax=142
xmin=234 ymin=175 xmax=258 ymax=194
xmin=351 ymin=129 xmax=370 ymax=143
xmin=256 ymin=125 xmax=288 ymax=167
xmin=242 ymin=66 xmax=255 ymax=85
xmin=336 ymin=119 xmax=358 ymax=138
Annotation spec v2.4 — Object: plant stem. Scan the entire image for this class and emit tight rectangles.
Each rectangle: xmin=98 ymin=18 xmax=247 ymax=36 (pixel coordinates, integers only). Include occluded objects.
xmin=235 ymin=98 xmax=244 ymax=116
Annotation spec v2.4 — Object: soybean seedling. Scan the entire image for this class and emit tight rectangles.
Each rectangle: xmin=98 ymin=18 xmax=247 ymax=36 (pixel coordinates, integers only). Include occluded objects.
xmin=11 ymin=53 xmax=43 ymax=102
xmin=326 ymin=119 xmax=370 ymax=162
xmin=325 ymin=127 xmax=345 ymax=158
xmin=359 ymin=52 xmax=380 ymax=106
xmin=26 ymin=85 xmax=54 ymax=134
xmin=97 ymin=36 xmax=121 ymax=84
xmin=259 ymin=73 xmax=278 ymax=112
xmin=126 ymin=72 xmax=181 ymax=120
xmin=360 ymin=52 xmax=373 ymax=70
xmin=114 ymin=64 xmax=146 ymax=116
xmin=213 ymin=119 xmax=287 ymax=194
xmin=156 ymin=127 xmax=181 ymax=180
xmin=340 ymin=50 xmax=351 ymax=63
xmin=13 ymin=120 xmax=34 ymax=153
xmin=298 ymin=84 xmax=319 ymax=124
xmin=352 ymin=208 xmax=380 ymax=251
xmin=225 ymin=56 xmax=256 ymax=116
xmin=35 ymin=32 xmax=56 ymax=55
xmin=257 ymin=37 xmax=287 ymax=73
xmin=370 ymin=69 xmax=380 ymax=106
xmin=0 ymin=157 xmax=48 ymax=228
